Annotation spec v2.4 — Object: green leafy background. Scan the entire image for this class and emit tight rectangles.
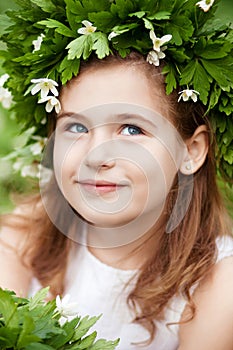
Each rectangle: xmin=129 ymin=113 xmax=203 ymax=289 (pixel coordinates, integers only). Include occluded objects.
xmin=0 ymin=0 xmax=232 ymax=217
xmin=0 ymin=288 xmax=119 ymax=349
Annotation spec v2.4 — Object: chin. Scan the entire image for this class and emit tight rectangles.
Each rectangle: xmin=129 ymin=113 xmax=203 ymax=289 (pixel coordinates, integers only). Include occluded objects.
xmin=78 ymin=210 xmax=136 ymax=228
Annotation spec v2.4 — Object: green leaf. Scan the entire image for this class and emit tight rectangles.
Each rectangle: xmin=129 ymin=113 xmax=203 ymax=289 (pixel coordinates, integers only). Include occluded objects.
xmin=143 ymin=18 xmax=153 ymax=30
xmin=38 ymin=19 xmax=75 ymax=38
xmin=34 ymin=104 xmax=47 ymax=123
xmin=111 ymin=22 xmax=139 ymax=35
xmin=198 ymin=42 xmax=232 ymax=60
xmin=70 ymin=331 xmax=97 ymax=349
xmin=16 ymin=315 xmax=41 ymax=348
xmin=29 ymin=304 xmax=64 ymax=339
xmin=180 ymin=60 xmax=197 ymax=85
xmin=197 ymin=18 xmax=229 ymax=36
xmin=67 ymin=35 xmax=93 ymax=60
xmin=28 ymin=287 xmax=49 ymax=311
xmin=30 ymin=0 xmax=57 ymax=13
xmin=165 ymin=16 xmax=194 ymax=45
xmin=128 ymin=11 xmax=146 ymax=19
xmin=216 ymin=117 xmax=226 ymax=133
xmin=222 ymin=129 xmax=233 ymax=147
xmin=223 ymin=148 xmax=233 ymax=165
xmin=219 ymin=103 xmax=233 ymax=116
xmin=59 ymin=57 xmax=80 ymax=84
xmin=208 ymin=84 xmax=221 ymax=110
xmin=180 ymin=60 xmax=211 ymax=104
xmin=0 ymin=14 xmax=12 ymax=34
xmin=201 ymin=58 xmax=233 ymax=89
xmin=147 ymin=11 xmax=171 ymax=20
xmin=47 ymin=318 xmax=80 ymax=347
xmin=25 ymin=343 xmax=55 ymax=350
xmin=221 ymin=95 xmax=229 ymax=107
xmin=88 ymin=338 xmax=120 ymax=350
xmin=192 ymin=62 xmax=210 ymax=105
xmin=0 ymin=328 xmax=19 ymax=348
xmin=117 ymin=47 xmax=130 ymax=58
xmin=162 ymin=64 xmax=177 ymax=94
xmin=92 ymin=32 xmax=110 ymax=59
xmin=167 ymin=47 xmax=189 ymax=63
xmin=110 ymin=0 xmax=135 ymax=20
xmin=0 ymin=289 xmax=18 ymax=327
xmin=88 ymin=11 xmax=118 ymax=30
xmin=72 ymin=315 xmax=101 ymax=342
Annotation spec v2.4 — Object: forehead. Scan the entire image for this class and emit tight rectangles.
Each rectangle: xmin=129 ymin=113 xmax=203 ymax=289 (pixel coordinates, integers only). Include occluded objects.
xmin=60 ymin=64 xmax=169 ymax=118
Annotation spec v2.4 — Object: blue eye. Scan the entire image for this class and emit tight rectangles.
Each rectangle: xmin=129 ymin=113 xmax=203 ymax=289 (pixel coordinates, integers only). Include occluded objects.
xmin=67 ymin=123 xmax=88 ymax=133
xmin=121 ymin=124 xmax=143 ymax=136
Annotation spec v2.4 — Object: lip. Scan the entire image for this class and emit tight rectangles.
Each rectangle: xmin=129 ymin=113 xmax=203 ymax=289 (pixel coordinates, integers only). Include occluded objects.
xmin=77 ymin=179 xmax=128 ymax=195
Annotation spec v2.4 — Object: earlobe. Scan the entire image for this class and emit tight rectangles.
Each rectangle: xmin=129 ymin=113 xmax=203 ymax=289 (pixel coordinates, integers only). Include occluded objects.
xmin=180 ymin=125 xmax=209 ymax=175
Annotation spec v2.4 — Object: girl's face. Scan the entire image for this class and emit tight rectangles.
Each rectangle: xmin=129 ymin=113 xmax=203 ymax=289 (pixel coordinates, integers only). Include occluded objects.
xmin=53 ymin=64 xmax=186 ymax=233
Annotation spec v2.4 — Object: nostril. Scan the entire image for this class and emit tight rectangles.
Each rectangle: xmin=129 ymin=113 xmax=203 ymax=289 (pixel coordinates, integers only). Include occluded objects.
xmin=85 ymin=157 xmax=116 ymax=169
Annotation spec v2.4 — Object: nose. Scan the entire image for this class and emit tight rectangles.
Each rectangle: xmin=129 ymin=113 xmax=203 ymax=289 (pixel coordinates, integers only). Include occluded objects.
xmin=84 ymin=131 xmax=116 ymax=170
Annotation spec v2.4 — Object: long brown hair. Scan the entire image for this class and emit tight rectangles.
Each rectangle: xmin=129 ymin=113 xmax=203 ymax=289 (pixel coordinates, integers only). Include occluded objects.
xmin=1 ymin=52 xmax=231 ymax=344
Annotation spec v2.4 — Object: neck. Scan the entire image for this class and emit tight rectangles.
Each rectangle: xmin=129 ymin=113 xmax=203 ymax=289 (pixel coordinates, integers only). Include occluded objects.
xmin=86 ymin=215 xmax=165 ymax=270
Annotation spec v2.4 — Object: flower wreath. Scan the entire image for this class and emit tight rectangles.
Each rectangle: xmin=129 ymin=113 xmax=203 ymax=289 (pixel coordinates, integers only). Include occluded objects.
xmin=0 ymin=0 xmax=232 ymax=182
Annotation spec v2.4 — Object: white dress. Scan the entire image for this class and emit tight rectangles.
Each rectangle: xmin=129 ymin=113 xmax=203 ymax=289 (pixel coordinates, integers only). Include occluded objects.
xmin=30 ymin=235 xmax=233 ymax=350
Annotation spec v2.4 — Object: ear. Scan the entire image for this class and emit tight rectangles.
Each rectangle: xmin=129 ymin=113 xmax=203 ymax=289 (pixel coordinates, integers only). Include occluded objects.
xmin=180 ymin=125 xmax=209 ymax=175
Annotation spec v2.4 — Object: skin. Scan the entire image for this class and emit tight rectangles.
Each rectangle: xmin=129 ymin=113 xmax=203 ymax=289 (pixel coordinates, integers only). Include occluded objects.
xmin=0 ymin=207 xmax=33 ymax=296
xmin=0 ymin=63 xmax=232 ymax=349
xmin=54 ymin=64 xmax=209 ymax=262
xmin=54 ymin=65 xmax=186 ymax=255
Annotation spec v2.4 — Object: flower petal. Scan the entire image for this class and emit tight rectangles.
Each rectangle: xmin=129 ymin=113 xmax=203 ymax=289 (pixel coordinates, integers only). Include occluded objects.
xmin=0 ymin=74 xmax=9 ymax=87
xmin=191 ymin=93 xmax=198 ymax=102
xmin=160 ymin=34 xmax=172 ymax=45
xmin=82 ymin=20 xmax=93 ymax=27
xmin=77 ymin=28 xmax=87 ymax=35
xmin=50 ymin=85 xmax=59 ymax=97
xmin=56 ymin=295 xmax=61 ymax=305
xmin=149 ymin=30 xmax=156 ymax=42
xmin=31 ymin=84 xmax=41 ymax=95
xmin=40 ymin=87 xmax=50 ymax=99
xmin=108 ymin=31 xmax=119 ymax=41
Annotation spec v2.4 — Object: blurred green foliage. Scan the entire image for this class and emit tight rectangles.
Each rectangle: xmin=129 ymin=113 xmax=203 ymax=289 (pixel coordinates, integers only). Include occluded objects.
xmin=0 ymin=106 xmax=36 ymax=213
xmin=0 ymin=0 xmax=232 ymax=215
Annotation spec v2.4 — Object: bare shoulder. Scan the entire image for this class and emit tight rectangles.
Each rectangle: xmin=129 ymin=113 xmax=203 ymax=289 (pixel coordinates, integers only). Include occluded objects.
xmin=179 ymin=256 xmax=233 ymax=350
xmin=0 ymin=205 xmax=34 ymax=296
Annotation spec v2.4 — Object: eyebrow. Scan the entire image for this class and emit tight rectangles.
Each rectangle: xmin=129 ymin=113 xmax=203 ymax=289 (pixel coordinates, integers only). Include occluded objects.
xmin=57 ymin=111 xmax=79 ymax=120
xmin=117 ymin=113 xmax=157 ymax=129
xmin=57 ymin=111 xmax=158 ymax=128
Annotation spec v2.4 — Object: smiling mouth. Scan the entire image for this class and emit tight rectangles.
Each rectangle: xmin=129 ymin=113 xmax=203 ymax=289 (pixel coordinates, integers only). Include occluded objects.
xmin=78 ymin=180 xmax=127 ymax=195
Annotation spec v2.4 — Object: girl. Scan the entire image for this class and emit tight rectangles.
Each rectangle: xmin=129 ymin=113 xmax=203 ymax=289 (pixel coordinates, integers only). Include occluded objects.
xmin=1 ymin=52 xmax=233 ymax=350
xmin=1 ymin=1 xmax=233 ymax=349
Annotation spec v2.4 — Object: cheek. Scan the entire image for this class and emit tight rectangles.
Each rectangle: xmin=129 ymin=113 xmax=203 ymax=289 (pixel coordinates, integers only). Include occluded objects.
xmin=53 ymin=135 xmax=83 ymax=188
xmin=138 ymin=145 xmax=178 ymax=207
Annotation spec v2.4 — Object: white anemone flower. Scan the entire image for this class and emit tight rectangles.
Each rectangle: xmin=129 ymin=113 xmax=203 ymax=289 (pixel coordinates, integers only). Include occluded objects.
xmin=30 ymin=136 xmax=47 ymax=156
xmin=196 ymin=0 xmax=215 ymax=12
xmin=38 ymin=95 xmax=61 ymax=113
xmin=21 ymin=164 xmax=39 ymax=178
xmin=55 ymin=294 xmax=78 ymax=318
xmin=0 ymin=87 xmax=13 ymax=108
xmin=149 ymin=30 xmax=172 ymax=52
xmin=146 ymin=49 xmax=166 ymax=66
xmin=32 ymin=33 xmax=45 ymax=52
xmin=0 ymin=73 xmax=9 ymax=87
xmin=178 ymin=89 xmax=200 ymax=102
xmin=13 ymin=159 xmax=24 ymax=172
xmin=38 ymin=164 xmax=53 ymax=186
xmin=31 ymin=78 xmax=59 ymax=99
xmin=77 ymin=20 xmax=97 ymax=35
